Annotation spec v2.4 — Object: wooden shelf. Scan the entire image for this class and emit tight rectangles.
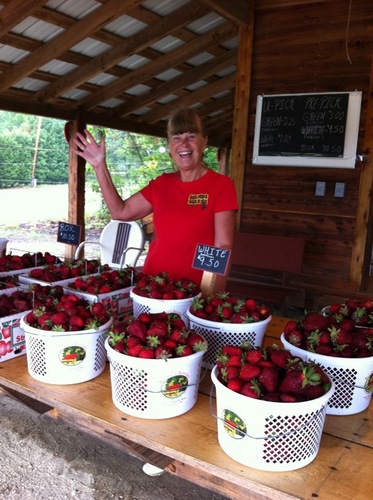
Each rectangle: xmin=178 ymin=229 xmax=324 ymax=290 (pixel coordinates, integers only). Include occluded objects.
xmin=0 ymin=316 xmax=372 ymax=499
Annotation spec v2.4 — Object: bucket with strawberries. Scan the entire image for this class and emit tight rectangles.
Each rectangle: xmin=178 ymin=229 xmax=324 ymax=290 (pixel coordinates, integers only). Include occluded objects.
xmin=20 ymin=293 xmax=113 ymax=385
xmin=281 ymin=311 xmax=373 ymax=415
xmin=187 ymin=293 xmax=272 ymax=369
xmin=130 ymin=272 xmax=201 ymax=325
xmin=211 ymin=343 xmax=335 ymax=471
xmin=105 ymin=311 xmax=207 ymax=419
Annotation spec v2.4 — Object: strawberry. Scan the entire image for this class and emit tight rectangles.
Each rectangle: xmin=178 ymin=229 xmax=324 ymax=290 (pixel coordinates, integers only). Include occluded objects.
xmin=245 ymin=348 xmax=264 ymax=365
xmin=187 ymin=332 xmax=207 ymax=352
xmin=302 ymin=312 xmax=329 ymax=331
xmin=239 ymin=363 xmax=261 ymax=381
xmin=138 ymin=312 xmax=152 ymax=324
xmin=227 ymin=378 xmax=243 ymax=393
xmin=221 ymin=345 xmax=243 ymax=357
xmin=244 ymin=298 xmax=257 ymax=311
xmin=240 ymin=381 xmax=261 ymax=399
xmin=258 ymin=366 xmax=279 ymax=393
xmin=283 ymin=320 xmax=298 ymax=334
xmin=154 ymin=346 xmax=173 ymax=360
xmin=175 ymin=344 xmax=193 ymax=357
xmin=218 ymin=303 xmax=234 ymax=320
xmin=268 ymin=347 xmax=295 ymax=368
xmin=283 ymin=329 xmax=304 ymax=347
xmin=69 ymin=315 xmax=85 ymax=329
xmin=138 ymin=347 xmax=155 ymax=359
xmin=127 ymin=318 xmax=148 ymax=342
xmin=127 ymin=344 xmax=143 ymax=357
xmin=220 ymin=365 xmax=241 ymax=382
xmin=279 ymin=363 xmax=321 ymax=395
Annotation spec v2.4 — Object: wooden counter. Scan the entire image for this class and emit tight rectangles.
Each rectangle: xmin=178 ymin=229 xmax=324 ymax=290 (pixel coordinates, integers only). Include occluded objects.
xmin=0 ymin=316 xmax=372 ymax=499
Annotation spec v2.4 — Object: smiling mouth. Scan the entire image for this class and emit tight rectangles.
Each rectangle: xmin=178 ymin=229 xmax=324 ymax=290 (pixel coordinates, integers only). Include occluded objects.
xmin=178 ymin=151 xmax=192 ymax=158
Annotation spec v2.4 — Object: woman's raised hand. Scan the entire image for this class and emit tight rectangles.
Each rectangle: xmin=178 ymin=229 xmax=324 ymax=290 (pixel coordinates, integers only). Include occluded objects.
xmin=73 ymin=129 xmax=106 ymax=168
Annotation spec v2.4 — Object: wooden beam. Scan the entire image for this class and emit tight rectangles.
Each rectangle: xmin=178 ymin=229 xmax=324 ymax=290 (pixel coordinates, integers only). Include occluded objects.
xmin=199 ymin=0 xmax=250 ymax=26
xmin=0 ymin=0 xmax=48 ymax=37
xmin=0 ymin=0 xmax=144 ymax=92
xmin=116 ymin=50 xmax=237 ymax=117
xmin=66 ymin=117 xmax=87 ymax=260
xmin=350 ymin=49 xmax=373 ymax=289
xmin=229 ymin=3 xmax=254 ymax=230
xmin=33 ymin=5 xmax=208 ymax=103
xmin=145 ymin=73 xmax=236 ymax=124
xmin=79 ymin=23 xmax=235 ymax=111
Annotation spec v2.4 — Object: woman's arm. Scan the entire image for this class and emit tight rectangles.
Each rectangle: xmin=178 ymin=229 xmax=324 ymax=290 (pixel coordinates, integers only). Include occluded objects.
xmin=73 ymin=129 xmax=153 ymax=221
xmin=214 ymin=210 xmax=236 ymax=249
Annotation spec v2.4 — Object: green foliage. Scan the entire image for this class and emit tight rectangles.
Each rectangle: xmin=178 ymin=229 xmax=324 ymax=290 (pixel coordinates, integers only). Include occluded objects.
xmin=0 ymin=112 xmax=221 ymax=215
xmin=0 ymin=112 xmax=68 ymax=187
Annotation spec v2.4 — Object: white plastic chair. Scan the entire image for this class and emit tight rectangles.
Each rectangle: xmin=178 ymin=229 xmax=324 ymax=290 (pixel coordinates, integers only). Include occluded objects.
xmin=74 ymin=220 xmax=145 ymax=268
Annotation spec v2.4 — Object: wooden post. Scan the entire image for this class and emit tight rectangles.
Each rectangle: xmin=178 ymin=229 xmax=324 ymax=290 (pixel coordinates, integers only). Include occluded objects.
xmin=66 ymin=117 xmax=87 ymax=260
xmin=229 ymin=3 xmax=254 ymax=230
xmin=350 ymin=49 xmax=373 ymax=289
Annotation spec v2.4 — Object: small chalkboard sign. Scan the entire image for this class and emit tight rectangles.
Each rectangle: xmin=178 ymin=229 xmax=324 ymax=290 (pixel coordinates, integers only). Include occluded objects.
xmin=192 ymin=244 xmax=231 ymax=276
xmin=253 ymin=91 xmax=362 ymax=168
xmin=57 ymin=221 xmax=81 ymax=246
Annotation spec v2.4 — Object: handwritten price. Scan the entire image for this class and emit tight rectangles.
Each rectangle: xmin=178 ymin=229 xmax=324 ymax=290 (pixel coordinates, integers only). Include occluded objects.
xmin=193 ymin=244 xmax=230 ymax=275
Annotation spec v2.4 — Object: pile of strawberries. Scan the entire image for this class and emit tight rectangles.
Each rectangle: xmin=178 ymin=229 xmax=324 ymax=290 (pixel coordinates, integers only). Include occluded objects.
xmin=67 ymin=268 xmax=137 ymax=294
xmin=0 ymin=275 xmax=19 ymax=290
xmin=189 ymin=292 xmax=271 ymax=323
xmin=283 ymin=311 xmax=373 ymax=358
xmin=216 ymin=343 xmax=331 ymax=402
xmin=0 ymin=284 xmax=64 ymax=318
xmin=24 ymin=293 xmax=111 ymax=332
xmin=131 ymin=272 xmax=200 ymax=300
xmin=323 ymin=298 xmax=373 ymax=327
xmin=0 ymin=251 xmax=61 ymax=272
xmin=107 ymin=312 xmax=207 ymax=359
xmin=27 ymin=259 xmax=109 ymax=283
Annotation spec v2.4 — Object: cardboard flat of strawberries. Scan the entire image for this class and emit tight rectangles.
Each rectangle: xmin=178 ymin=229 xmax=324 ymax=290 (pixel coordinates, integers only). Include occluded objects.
xmin=0 ymin=289 xmax=28 ymax=363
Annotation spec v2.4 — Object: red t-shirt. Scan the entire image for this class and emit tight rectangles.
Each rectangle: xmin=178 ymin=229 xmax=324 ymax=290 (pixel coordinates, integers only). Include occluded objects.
xmin=140 ymin=169 xmax=238 ymax=285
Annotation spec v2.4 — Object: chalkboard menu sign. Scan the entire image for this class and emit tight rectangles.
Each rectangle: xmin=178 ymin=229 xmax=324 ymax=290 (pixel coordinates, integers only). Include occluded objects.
xmin=253 ymin=91 xmax=362 ymax=168
xmin=192 ymin=244 xmax=231 ymax=276
xmin=57 ymin=221 xmax=81 ymax=246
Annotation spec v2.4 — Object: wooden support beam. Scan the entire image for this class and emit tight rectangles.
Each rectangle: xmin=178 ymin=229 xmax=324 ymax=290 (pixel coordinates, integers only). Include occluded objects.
xmin=200 ymin=0 xmax=250 ymax=26
xmin=229 ymin=2 xmax=254 ymax=230
xmin=66 ymin=118 xmax=87 ymax=260
xmin=350 ymin=48 xmax=373 ymax=289
xmin=0 ymin=0 xmax=143 ymax=92
xmin=0 ymin=0 xmax=48 ymax=37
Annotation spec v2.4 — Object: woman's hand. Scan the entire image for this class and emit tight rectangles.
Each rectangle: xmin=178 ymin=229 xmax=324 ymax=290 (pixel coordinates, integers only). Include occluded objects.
xmin=72 ymin=129 xmax=106 ymax=169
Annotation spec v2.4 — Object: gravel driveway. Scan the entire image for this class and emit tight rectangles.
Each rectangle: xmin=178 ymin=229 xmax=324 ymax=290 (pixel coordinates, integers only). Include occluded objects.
xmin=0 ymin=185 xmax=102 ymax=257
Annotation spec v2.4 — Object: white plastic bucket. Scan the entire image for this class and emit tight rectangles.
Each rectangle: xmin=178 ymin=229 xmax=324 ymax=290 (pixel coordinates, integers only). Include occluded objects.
xmin=130 ymin=289 xmax=198 ymax=324
xmin=105 ymin=338 xmax=205 ymax=419
xmin=21 ymin=316 xmax=112 ymax=385
xmin=281 ymin=333 xmax=373 ymax=415
xmin=187 ymin=310 xmax=271 ymax=369
xmin=211 ymin=366 xmax=335 ymax=471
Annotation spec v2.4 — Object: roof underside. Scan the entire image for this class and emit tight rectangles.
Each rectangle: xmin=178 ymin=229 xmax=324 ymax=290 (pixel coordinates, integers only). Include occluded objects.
xmin=0 ymin=0 xmax=254 ymax=145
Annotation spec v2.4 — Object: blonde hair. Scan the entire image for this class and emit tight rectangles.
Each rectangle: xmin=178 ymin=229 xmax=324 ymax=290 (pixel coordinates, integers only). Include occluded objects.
xmin=167 ymin=108 xmax=206 ymax=140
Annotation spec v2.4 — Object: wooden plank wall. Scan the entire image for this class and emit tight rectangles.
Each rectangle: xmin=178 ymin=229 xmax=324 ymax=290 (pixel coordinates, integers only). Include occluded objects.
xmin=240 ymin=0 xmax=373 ymax=305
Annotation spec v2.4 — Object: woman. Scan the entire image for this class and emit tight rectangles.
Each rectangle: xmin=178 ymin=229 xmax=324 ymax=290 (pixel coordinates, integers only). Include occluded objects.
xmin=73 ymin=108 xmax=238 ymax=285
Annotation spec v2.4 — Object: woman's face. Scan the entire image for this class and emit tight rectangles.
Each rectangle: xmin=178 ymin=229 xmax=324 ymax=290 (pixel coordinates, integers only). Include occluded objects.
xmin=168 ymin=131 xmax=208 ymax=171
